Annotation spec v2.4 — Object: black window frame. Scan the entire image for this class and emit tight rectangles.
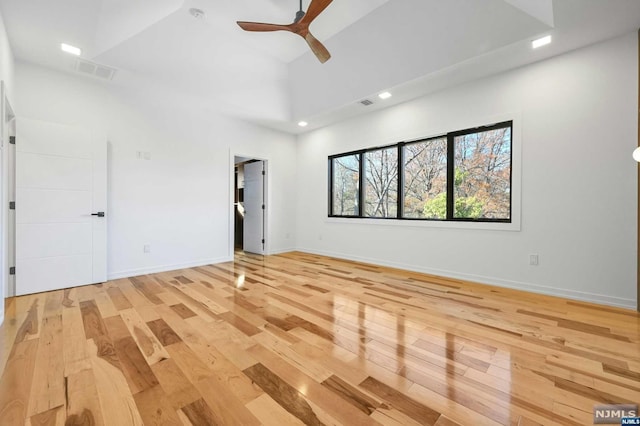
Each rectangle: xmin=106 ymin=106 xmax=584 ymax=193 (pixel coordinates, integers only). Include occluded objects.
xmin=328 ymin=120 xmax=513 ymax=223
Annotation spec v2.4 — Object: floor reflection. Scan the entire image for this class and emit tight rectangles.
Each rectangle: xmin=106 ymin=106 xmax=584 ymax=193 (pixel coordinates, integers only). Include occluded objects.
xmin=446 ymin=332 xmax=456 ymax=402
xmin=235 ymin=273 xmax=245 ymax=289
xmin=396 ymin=314 xmax=406 ymax=369
xmin=358 ymin=301 xmax=366 ymax=359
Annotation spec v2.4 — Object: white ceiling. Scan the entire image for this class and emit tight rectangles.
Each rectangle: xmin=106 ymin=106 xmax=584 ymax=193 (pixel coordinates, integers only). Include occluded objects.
xmin=1 ymin=0 xmax=639 ymax=133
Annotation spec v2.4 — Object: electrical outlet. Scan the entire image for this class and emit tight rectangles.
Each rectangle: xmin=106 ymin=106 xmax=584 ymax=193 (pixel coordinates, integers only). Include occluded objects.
xmin=144 ymin=244 xmax=151 ymax=254
xmin=529 ymin=254 xmax=539 ymax=266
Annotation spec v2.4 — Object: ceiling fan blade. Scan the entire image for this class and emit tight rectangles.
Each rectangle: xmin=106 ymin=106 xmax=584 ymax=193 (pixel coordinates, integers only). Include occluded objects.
xmin=304 ymin=32 xmax=331 ymax=63
xmin=300 ymin=0 xmax=333 ymax=25
xmin=237 ymin=21 xmax=292 ymax=32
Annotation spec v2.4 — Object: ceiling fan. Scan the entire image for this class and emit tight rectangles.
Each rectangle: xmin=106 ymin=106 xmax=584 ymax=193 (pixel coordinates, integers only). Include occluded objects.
xmin=237 ymin=0 xmax=334 ymax=63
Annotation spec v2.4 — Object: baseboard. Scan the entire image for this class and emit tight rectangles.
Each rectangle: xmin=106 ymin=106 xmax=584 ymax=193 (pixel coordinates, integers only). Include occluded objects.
xmin=268 ymin=247 xmax=296 ymax=255
xmin=107 ymin=256 xmax=233 ymax=280
xmin=297 ymin=247 xmax=636 ymax=310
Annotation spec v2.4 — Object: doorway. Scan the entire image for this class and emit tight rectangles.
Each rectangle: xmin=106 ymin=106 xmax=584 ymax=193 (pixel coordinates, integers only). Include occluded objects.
xmin=233 ymin=156 xmax=267 ymax=255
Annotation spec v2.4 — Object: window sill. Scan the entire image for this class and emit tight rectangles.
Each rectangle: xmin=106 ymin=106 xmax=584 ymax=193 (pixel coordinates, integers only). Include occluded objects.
xmin=325 ymin=216 xmax=520 ymax=231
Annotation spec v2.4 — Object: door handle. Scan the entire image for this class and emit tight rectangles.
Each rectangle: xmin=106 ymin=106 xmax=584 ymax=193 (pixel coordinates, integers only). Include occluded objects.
xmin=91 ymin=212 xmax=105 ymax=217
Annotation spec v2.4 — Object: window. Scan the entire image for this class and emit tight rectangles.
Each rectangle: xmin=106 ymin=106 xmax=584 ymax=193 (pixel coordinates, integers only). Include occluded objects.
xmin=365 ymin=147 xmax=398 ymax=218
xmin=452 ymin=125 xmax=511 ymax=220
xmin=330 ymin=154 xmax=360 ymax=216
xmin=328 ymin=121 xmax=512 ymax=223
xmin=403 ymin=137 xmax=447 ymax=219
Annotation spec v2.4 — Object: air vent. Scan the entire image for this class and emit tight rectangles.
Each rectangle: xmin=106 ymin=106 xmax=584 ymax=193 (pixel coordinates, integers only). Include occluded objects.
xmin=360 ymin=99 xmax=374 ymax=106
xmin=74 ymin=59 xmax=117 ymax=81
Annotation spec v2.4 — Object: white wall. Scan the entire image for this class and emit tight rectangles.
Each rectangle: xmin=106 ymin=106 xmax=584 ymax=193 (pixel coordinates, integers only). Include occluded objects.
xmin=296 ymin=33 xmax=638 ymax=309
xmin=15 ymin=62 xmax=297 ymax=280
xmin=0 ymin=9 xmax=15 ymax=325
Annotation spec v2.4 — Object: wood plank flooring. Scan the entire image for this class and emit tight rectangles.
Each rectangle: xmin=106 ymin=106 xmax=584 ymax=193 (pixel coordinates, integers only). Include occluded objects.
xmin=1 ymin=251 xmax=639 ymax=425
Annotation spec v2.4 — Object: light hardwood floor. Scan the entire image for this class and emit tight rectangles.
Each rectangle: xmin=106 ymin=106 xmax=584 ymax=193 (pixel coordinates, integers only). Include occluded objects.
xmin=0 ymin=251 xmax=639 ymax=425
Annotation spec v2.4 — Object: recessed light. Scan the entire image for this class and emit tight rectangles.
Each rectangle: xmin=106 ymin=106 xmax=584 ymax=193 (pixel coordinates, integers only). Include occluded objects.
xmin=61 ymin=43 xmax=82 ymax=56
xmin=532 ymin=35 xmax=551 ymax=49
xmin=378 ymin=92 xmax=392 ymax=100
xmin=298 ymin=121 xmax=308 ymax=127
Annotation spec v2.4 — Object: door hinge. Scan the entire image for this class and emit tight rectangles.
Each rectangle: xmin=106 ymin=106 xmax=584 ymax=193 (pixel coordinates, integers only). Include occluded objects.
xmin=9 ymin=136 xmax=15 ymax=145
xmin=261 ymin=239 xmax=265 ymax=244
xmin=9 ymin=266 xmax=15 ymax=275
xmin=9 ymin=201 xmax=15 ymax=210
xmin=261 ymin=204 xmax=265 ymax=210
xmin=261 ymin=170 xmax=265 ymax=175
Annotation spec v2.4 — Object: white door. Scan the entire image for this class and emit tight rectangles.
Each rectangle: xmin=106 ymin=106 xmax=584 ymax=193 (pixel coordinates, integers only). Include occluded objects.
xmin=243 ymin=160 xmax=265 ymax=255
xmin=16 ymin=118 xmax=107 ymax=295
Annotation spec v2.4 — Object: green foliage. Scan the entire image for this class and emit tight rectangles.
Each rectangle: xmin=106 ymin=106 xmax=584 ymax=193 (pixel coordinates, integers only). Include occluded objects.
xmin=454 ymin=196 xmax=483 ymax=218
xmin=422 ymin=193 xmax=447 ymax=219
xmin=422 ymin=192 xmax=484 ymax=219
xmin=454 ymin=168 xmax=466 ymax=186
